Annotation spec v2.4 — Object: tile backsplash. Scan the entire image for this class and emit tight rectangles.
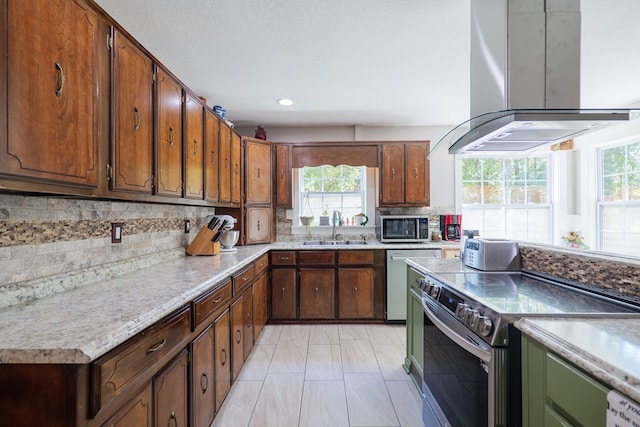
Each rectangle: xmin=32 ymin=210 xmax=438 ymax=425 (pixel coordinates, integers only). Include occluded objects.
xmin=0 ymin=194 xmax=213 ymax=308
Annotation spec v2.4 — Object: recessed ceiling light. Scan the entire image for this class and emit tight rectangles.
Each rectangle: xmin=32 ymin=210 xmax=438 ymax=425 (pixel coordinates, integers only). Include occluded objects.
xmin=277 ymin=98 xmax=294 ymax=106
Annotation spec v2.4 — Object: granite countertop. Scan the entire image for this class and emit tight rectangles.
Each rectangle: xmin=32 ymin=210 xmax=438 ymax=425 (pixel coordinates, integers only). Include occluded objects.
xmin=0 ymin=240 xmax=453 ymax=365
xmin=515 ymin=317 xmax=640 ymax=402
xmin=0 ymin=245 xmax=270 ymax=364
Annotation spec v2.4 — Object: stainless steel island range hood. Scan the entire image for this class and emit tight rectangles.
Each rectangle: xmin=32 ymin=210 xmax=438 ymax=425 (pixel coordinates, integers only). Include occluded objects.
xmin=443 ymin=108 xmax=640 ymax=155
xmin=435 ymin=1 xmax=640 ymax=157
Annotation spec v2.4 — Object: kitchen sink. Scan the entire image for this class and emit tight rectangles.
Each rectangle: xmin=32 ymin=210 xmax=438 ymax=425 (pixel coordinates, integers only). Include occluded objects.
xmin=300 ymin=240 xmax=369 ymax=246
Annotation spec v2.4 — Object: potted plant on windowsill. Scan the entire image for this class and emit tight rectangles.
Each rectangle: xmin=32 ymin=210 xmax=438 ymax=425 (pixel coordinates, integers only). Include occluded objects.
xmin=319 ymin=206 xmax=330 ymax=226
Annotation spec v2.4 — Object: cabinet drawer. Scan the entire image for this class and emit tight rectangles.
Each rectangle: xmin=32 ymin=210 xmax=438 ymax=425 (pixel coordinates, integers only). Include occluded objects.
xmin=192 ymin=280 xmax=232 ymax=328
xmin=338 ymin=250 xmax=374 ymax=265
xmin=271 ymin=251 xmax=296 ymax=265
xmin=91 ymin=305 xmax=191 ymax=416
xmin=255 ymin=254 xmax=269 ymax=274
xmin=298 ymin=251 xmax=335 ymax=265
xmin=233 ymin=265 xmax=255 ymax=295
xmin=546 ymin=352 xmax=609 ymax=427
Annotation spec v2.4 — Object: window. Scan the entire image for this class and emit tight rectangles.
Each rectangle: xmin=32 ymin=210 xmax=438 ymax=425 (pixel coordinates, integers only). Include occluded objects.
xmin=298 ymin=165 xmax=366 ymax=225
xmin=460 ymin=156 xmax=552 ymax=242
xmin=598 ymin=141 xmax=640 ymax=255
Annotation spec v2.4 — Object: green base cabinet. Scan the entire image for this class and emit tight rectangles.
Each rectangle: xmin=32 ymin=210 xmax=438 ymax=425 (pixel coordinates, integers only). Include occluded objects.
xmin=522 ymin=335 xmax=609 ymax=427
xmin=404 ymin=266 xmax=424 ymax=389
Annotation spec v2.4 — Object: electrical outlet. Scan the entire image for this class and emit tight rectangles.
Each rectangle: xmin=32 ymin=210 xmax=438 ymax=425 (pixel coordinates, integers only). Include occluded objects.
xmin=111 ymin=223 xmax=123 ymax=243
xmin=184 ymin=220 xmax=191 ymax=233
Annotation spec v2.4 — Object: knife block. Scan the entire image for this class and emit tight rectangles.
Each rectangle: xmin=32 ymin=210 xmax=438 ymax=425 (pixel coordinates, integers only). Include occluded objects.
xmin=186 ymin=227 xmax=221 ymax=256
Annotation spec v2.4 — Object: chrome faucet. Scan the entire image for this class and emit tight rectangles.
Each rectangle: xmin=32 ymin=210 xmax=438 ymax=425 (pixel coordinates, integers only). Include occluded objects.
xmin=332 ymin=210 xmax=341 ymax=240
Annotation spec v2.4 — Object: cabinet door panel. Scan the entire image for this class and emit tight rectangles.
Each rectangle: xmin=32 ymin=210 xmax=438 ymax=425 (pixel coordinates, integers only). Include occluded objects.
xmin=253 ymin=272 xmax=268 ymax=340
xmin=270 ymin=268 xmax=297 ymax=319
xmin=218 ymin=124 xmax=231 ymax=202
xmin=192 ymin=326 xmax=215 ymax=427
xmin=3 ymin=0 xmax=99 ymax=187
xmin=231 ymin=132 xmax=242 ymax=204
xmin=245 ymin=207 xmax=273 ymax=244
xmin=214 ymin=310 xmax=231 ymax=412
xmin=405 ymin=143 xmax=429 ymax=205
xmin=299 ymin=269 xmax=335 ymax=319
xmin=338 ymin=268 xmax=374 ymax=318
xmin=245 ymin=139 xmax=271 ymax=204
xmin=274 ymin=144 xmax=292 ymax=208
xmin=243 ymin=289 xmax=254 ymax=360
xmin=204 ymin=110 xmax=220 ymax=202
xmin=230 ymin=298 xmax=244 ymax=380
xmin=155 ymin=68 xmax=183 ymax=196
xmin=380 ymin=144 xmax=405 ymax=205
xmin=100 ymin=383 xmax=152 ymax=427
xmin=154 ymin=350 xmax=188 ymax=427
xmin=184 ymin=93 xmax=204 ymax=199
xmin=111 ymin=29 xmax=153 ymax=193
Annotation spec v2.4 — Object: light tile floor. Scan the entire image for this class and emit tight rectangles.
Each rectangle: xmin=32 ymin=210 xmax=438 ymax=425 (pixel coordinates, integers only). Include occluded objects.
xmin=211 ymin=324 xmax=424 ymax=427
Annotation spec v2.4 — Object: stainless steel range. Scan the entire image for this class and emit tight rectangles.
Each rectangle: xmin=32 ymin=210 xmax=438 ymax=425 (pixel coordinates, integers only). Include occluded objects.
xmin=409 ymin=238 xmax=640 ymax=427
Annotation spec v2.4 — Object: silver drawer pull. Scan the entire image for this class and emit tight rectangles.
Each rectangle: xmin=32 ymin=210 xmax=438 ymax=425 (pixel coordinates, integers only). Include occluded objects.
xmin=146 ymin=339 xmax=166 ymax=354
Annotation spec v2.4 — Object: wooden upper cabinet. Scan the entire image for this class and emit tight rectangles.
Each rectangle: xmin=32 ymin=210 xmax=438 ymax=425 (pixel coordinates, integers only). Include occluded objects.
xmin=110 ymin=29 xmax=153 ymax=194
xmin=231 ymin=132 xmax=242 ymax=204
xmin=245 ymin=206 xmax=273 ymax=245
xmin=183 ymin=92 xmax=204 ymax=199
xmin=218 ymin=123 xmax=232 ymax=203
xmin=155 ymin=68 xmax=183 ymax=197
xmin=245 ymin=138 xmax=272 ymax=205
xmin=380 ymin=144 xmax=405 ymax=205
xmin=204 ymin=109 xmax=220 ymax=202
xmin=1 ymin=0 xmax=99 ymax=188
xmin=274 ymin=144 xmax=292 ymax=208
xmin=380 ymin=142 xmax=430 ymax=206
xmin=405 ymin=143 xmax=430 ymax=205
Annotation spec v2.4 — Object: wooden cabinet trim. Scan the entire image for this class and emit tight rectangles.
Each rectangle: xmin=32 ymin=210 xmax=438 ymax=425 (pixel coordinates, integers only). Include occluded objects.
xmin=192 ymin=279 xmax=232 ymax=328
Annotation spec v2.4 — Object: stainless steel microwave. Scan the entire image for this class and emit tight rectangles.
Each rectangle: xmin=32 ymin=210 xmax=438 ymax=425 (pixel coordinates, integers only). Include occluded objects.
xmin=379 ymin=216 xmax=430 ymax=243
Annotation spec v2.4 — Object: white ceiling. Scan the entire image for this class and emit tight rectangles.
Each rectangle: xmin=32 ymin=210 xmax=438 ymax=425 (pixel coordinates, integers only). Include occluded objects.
xmin=94 ymin=0 xmax=640 ymax=129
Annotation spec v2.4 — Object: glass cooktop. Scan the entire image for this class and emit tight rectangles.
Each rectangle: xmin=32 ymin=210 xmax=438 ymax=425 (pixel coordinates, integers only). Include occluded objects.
xmin=432 ymin=272 xmax=638 ymax=315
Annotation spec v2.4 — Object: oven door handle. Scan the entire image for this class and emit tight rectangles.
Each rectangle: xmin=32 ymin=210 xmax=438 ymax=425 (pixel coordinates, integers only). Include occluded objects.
xmin=422 ymin=299 xmax=492 ymax=363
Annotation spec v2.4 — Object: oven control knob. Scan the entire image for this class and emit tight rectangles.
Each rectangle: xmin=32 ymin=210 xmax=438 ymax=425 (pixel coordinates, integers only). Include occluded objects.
xmin=469 ymin=311 xmax=481 ymax=330
xmin=455 ymin=303 xmax=469 ymax=319
xmin=418 ymin=278 xmax=428 ymax=291
xmin=463 ymin=308 xmax=477 ymax=324
xmin=429 ymin=285 xmax=440 ymax=298
xmin=476 ymin=316 xmax=493 ymax=337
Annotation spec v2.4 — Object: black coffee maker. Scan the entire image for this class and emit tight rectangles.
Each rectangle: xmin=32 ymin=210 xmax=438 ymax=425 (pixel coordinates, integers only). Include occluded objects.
xmin=439 ymin=215 xmax=462 ymax=241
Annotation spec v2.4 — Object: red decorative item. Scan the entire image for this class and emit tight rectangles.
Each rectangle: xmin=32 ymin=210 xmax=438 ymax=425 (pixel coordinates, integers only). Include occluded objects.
xmin=255 ymin=125 xmax=267 ymax=140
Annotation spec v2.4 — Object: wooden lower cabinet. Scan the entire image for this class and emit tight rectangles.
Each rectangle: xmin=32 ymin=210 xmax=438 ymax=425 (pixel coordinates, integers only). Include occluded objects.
xmin=243 ymin=288 xmax=254 ymax=360
xmin=101 ymin=383 xmax=153 ymax=427
xmin=338 ymin=268 xmax=374 ymax=319
xmin=299 ymin=268 xmax=335 ymax=319
xmin=191 ymin=326 xmax=215 ymax=427
xmin=230 ymin=297 xmax=244 ymax=381
xmin=154 ymin=350 xmax=188 ymax=427
xmin=253 ymin=271 xmax=268 ymax=340
xmin=270 ymin=268 xmax=297 ymax=319
xmin=214 ymin=310 xmax=231 ymax=413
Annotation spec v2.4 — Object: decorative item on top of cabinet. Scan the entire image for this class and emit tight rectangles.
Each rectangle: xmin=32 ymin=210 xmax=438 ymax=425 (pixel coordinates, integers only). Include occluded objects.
xmin=110 ymin=28 xmax=153 ymax=194
xmin=274 ymin=144 xmax=292 ymax=208
xmin=1 ymin=0 xmax=100 ymax=190
xmin=204 ymin=108 xmax=220 ymax=202
xmin=155 ymin=67 xmax=183 ymax=197
xmin=183 ymin=91 xmax=204 ymax=199
xmin=380 ymin=142 xmax=430 ymax=206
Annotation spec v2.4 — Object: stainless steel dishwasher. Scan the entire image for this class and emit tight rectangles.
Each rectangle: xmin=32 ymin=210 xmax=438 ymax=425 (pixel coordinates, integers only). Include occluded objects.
xmin=386 ymin=248 xmax=441 ymax=321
